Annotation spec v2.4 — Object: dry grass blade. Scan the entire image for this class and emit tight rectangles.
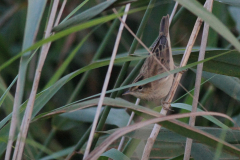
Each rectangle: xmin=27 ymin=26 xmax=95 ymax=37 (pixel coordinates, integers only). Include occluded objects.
xmin=54 ymin=0 xmax=67 ymax=27
xmin=33 ymin=97 xmax=161 ymax=121
xmin=141 ymin=1 xmax=208 ymax=159
xmin=83 ymin=4 xmax=131 ymax=158
xmin=169 ymin=2 xmax=178 ymax=24
xmin=184 ymin=0 xmax=213 ymax=159
xmin=12 ymin=1 xmax=60 ymax=159
xmin=85 ymin=112 xmax=235 ymax=160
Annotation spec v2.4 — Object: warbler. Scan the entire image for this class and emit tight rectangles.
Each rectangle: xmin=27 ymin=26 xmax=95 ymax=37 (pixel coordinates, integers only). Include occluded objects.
xmin=123 ymin=15 xmax=174 ymax=101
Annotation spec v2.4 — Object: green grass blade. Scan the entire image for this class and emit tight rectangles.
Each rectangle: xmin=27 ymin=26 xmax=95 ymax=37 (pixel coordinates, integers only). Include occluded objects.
xmin=171 ymin=103 xmax=229 ymax=129
xmin=100 ymin=148 xmax=130 ymax=160
xmin=60 ymin=0 xmax=89 ymax=24
xmin=201 ymin=71 xmax=240 ymax=102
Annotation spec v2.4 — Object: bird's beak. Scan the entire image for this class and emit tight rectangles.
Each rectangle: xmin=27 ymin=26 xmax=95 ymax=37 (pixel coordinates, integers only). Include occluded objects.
xmin=122 ymin=90 xmax=130 ymax=95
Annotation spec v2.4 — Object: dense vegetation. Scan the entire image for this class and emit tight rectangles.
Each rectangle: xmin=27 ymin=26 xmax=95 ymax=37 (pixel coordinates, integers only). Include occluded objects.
xmin=0 ymin=0 xmax=240 ymax=159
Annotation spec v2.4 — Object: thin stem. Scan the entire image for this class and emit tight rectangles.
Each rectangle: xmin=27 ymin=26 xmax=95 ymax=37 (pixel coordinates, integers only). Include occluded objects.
xmin=117 ymin=98 xmax=140 ymax=151
xmin=164 ymin=1 xmax=207 ymax=110
xmin=54 ymin=0 xmax=67 ymax=27
xmin=213 ymin=99 xmax=235 ymax=160
xmin=169 ymin=2 xmax=178 ymax=24
xmin=184 ymin=0 xmax=213 ymax=159
xmin=83 ymin=4 xmax=131 ymax=158
xmin=66 ymin=127 xmax=91 ymax=160
xmin=35 ymin=128 xmax=57 ymax=159
xmin=170 ymin=6 xmax=186 ymax=28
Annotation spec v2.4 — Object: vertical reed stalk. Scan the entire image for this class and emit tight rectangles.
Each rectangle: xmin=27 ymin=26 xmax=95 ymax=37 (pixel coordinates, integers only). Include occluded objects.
xmin=184 ymin=0 xmax=213 ymax=159
xmin=117 ymin=98 xmax=140 ymax=151
xmin=65 ymin=18 xmax=121 ymax=160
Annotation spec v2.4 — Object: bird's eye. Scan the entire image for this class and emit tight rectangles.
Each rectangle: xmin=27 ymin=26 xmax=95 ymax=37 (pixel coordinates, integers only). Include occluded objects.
xmin=138 ymin=86 xmax=143 ymax=90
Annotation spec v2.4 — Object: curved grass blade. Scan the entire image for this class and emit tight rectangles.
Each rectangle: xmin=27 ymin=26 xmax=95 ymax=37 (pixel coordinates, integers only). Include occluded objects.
xmin=60 ymin=0 xmax=89 ymax=24
xmin=60 ymin=108 xmax=130 ymax=128
xmin=54 ymin=0 xmax=116 ymax=31
xmin=170 ymin=103 xmax=229 ymax=129
xmin=33 ymin=97 xmax=160 ymax=121
xmin=85 ymin=112 xmax=239 ymax=159
xmin=33 ymin=98 xmax=240 ymax=158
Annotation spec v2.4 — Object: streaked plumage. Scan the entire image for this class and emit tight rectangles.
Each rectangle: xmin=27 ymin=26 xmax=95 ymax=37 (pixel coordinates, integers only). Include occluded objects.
xmin=123 ymin=15 xmax=174 ymax=101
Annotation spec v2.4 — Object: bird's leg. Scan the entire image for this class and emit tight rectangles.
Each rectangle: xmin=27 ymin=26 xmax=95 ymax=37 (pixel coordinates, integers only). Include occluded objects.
xmin=161 ymin=100 xmax=174 ymax=111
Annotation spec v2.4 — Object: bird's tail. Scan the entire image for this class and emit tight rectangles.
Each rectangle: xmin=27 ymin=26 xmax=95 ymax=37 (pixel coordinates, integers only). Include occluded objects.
xmin=159 ymin=14 xmax=169 ymax=37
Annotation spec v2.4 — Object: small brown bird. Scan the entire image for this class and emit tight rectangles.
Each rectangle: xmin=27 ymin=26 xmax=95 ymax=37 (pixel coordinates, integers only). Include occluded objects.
xmin=123 ymin=15 xmax=174 ymax=101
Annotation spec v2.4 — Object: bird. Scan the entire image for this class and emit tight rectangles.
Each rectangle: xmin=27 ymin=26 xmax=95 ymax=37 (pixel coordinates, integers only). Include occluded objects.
xmin=123 ymin=15 xmax=174 ymax=102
